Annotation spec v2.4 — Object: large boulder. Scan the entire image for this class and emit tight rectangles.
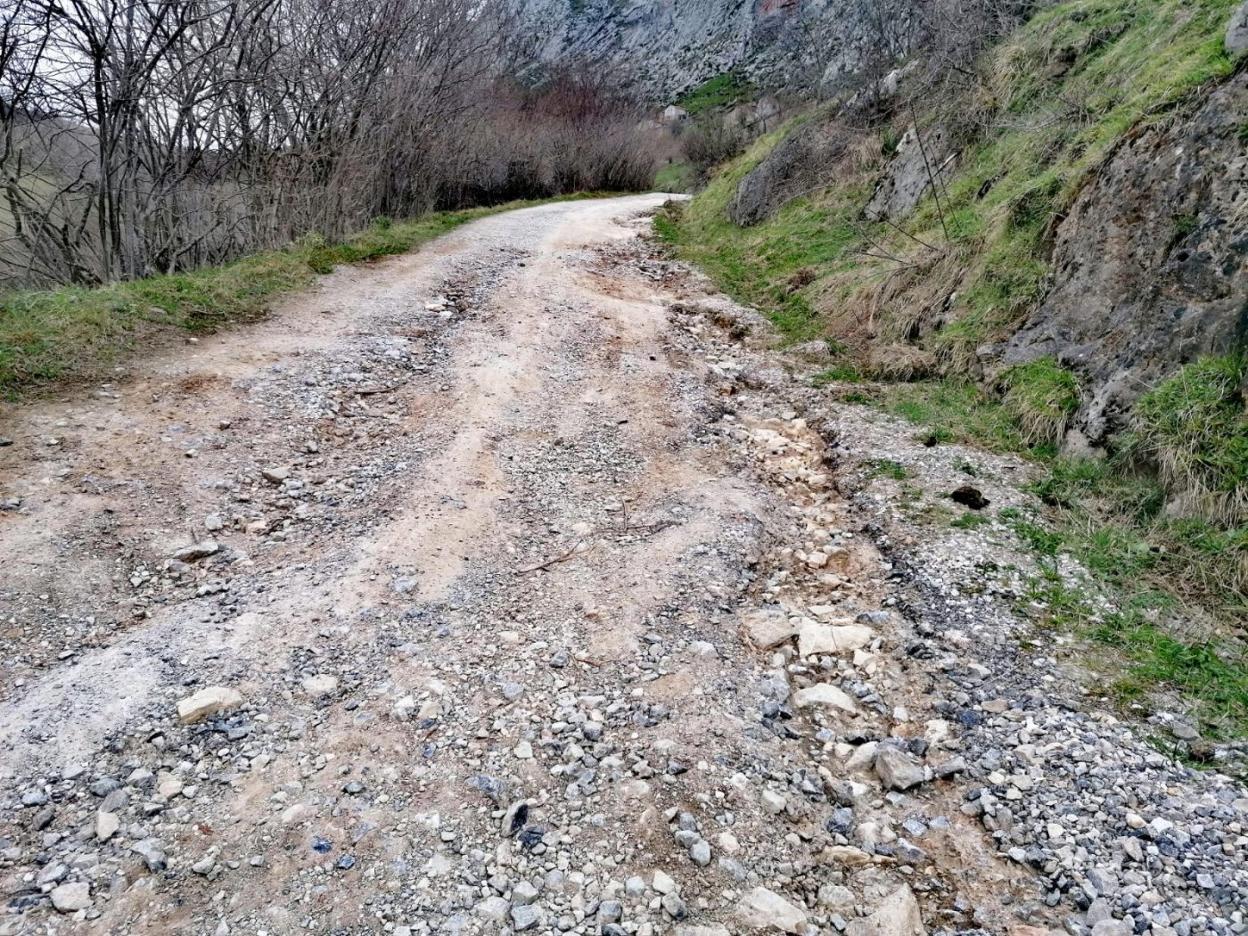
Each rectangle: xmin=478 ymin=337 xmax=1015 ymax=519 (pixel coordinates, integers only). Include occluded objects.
xmin=1227 ymin=1 xmax=1248 ymax=56
xmin=729 ymin=119 xmax=855 ymax=226
xmin=1004 ymin=72 xmax=1248 ymax=443
xmin=863 ymin=124 xmax=955 ymax=222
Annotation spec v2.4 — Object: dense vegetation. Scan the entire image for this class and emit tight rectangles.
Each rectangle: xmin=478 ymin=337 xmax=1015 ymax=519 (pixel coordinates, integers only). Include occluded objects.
xmin=0 ymin=0 xmax=654 ymax=291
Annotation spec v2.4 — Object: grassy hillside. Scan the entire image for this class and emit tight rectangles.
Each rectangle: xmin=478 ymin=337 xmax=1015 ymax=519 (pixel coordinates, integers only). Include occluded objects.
xmin=0 ymin=195 xmax=600 ymax=398
xmin=677 ymin=72 xmax=752 ymax=115
xmin=653 ymin=120 xmax=867 ymax=340
xmin=658 ymin=0 xmax=1248 ymax=736
xmin=662 ymin=0 xmax=1239 ymax=355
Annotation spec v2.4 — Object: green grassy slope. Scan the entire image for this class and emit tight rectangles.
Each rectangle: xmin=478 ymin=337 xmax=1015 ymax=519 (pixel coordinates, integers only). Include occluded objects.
xmin=658 ymin=0 xmax=1248 ymax=736
xmin=663 ymin=0 xmax=1239 ymax=357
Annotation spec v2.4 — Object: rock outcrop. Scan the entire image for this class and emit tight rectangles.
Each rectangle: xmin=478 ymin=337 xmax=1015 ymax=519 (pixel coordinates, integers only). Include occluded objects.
xmin=1227 ymin=0 xmax=1248 ymax=56
xmin=863 ymin=124 xmax=954 ymax=223
xmin=729 ymin=120 xmax=856 ymax=226
xmin=1004 ymin=72 xmax=1248 ymax=443
xmin=513 ymin=0 xmax=909 ymax=100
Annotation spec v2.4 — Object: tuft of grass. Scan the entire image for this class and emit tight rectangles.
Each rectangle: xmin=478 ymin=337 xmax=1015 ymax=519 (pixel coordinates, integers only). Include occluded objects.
xmin=1093 ymin=608 xmax=1248 ymax=738
xmin=1162 ymin=519 xmax=1248 ymax=604
xmin=0 ymin=195 xmax=600 ymax=396
xmin=1129 ymin=354 xmax=1248 ymax=524
xmin=1024 ymin=563 xmax=1248 ymax=738
xmin=812 ymin=363 xmax=861 ymax=385
xmin=1001 ymin=358 xmax=1081 ymax=445
xmin=952 ymin=511 xmax=991 ymax=529
xmin=866 ymin=458 xmax=909 ymax=480
xmin=1009 ymin=513 xmax=1066 ymax=556
xmin=878 ymin=380 xmax=1031 ymax=453
xmin=1010 ymin=453 xmax=1248 ymax=735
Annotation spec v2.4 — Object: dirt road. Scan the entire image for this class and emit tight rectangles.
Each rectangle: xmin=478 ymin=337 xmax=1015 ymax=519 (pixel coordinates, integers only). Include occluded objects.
xmin=0 ymin=196 xmax=1244 ymax=935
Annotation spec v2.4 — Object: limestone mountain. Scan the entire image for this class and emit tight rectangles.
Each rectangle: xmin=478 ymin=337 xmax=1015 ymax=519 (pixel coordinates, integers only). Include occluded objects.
xmin=514 ymin=0 xmax=909 ymax=99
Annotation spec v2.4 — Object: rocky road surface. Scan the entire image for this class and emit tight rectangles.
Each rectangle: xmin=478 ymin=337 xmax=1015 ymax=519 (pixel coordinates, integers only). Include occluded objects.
xmin=0 ymin=195 xmax=1244 ymax=936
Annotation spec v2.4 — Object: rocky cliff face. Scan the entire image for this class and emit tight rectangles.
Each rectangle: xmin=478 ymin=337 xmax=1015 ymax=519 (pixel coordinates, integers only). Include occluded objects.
xmin=1005 ymin=71 xmax=1248 ymax=446
xmin=710 ymin=6 xmax=1247 ymax=455
xmin=514 ymin=0 xmax=893 ymax=99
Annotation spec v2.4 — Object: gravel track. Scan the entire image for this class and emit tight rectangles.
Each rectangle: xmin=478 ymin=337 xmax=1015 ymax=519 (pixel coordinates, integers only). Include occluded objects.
xmin=0 ymin=196 xmax=1243 ymax=936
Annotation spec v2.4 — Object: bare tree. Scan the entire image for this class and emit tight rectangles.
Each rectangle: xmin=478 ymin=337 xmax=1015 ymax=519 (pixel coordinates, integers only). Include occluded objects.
xmin=0 ymin=0 xmax=655 ymax=289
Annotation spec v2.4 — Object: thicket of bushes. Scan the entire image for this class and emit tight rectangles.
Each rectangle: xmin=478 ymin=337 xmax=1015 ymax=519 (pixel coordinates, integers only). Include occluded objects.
xmin=0 ymin=0 xmax=655 ymax=290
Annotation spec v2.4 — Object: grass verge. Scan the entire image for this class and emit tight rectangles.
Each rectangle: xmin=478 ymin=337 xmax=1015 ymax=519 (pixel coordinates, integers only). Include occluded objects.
xmin=809 ymin=367 xmax=1248 ymax=736
xmin=1020 ymin=547 xmax=1248 ymax=739
xmin=1128 ymin=354 xmax=1248 ymax=525
xmin=0 ymin=194 xmax=600 ymax=397
xmin=654 ymin=161 xmax=698 ymax=194
xmin=654 ymin=133 xmax=865 ymax=342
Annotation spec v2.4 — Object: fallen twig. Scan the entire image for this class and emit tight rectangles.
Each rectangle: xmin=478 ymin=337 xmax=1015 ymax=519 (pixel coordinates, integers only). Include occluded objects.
xmin=514 ymin=538 xmax=587 ymax=574
xmin=513 ymin=516 xmax=680 ymax=575
xmin=354 ymin=384 xmax=400 ymax=396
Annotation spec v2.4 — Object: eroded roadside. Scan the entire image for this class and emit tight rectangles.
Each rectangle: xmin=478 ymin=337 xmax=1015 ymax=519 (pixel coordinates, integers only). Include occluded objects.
xmin=0 ymin=196 xmax=1242 ymax=936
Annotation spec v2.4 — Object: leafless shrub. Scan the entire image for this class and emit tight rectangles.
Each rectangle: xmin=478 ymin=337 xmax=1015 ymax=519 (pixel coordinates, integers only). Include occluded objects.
xmin=679 ymin=115 xmax=749 ymax=174
xmin=0 ymin=0 xmax=654 ymax=289
xmin=449 ymin=70 xmax=656 ymax=204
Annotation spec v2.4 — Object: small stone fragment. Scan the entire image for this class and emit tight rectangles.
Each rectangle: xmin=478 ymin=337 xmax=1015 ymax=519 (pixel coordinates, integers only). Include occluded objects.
xmin=301 ymin=674 xmax=338 ymax=696
xmin=176 ymin=686 xmax=243 ymax=724
xmin=845 ymin=885 xmax=925 ymax=936
xmin=689 ymin=839 xmax=712 ymax=866
xmin=792 ymin=683 xmax=859 ymax=713
xmin=173 ymin=540 xmax=219 ymax=562
xmin=510 ymin=904 xmax=541 ymax=931
xmin=132 ymin=839 xmax=167 ymax=871
xmin=874 ymin=747 xmax=926 ymax=791
xmin=50 ymin=882 xmax=92 ymax=913
xmin=744 ymin=609 xmax=798 ymax=649
xmin=798 ymin=620 xmax=873 ymax=657
xmin=96 ymin=811 xmax=120 ymax=842
xmin=735 ymin=886 xmax=807 ymax=933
